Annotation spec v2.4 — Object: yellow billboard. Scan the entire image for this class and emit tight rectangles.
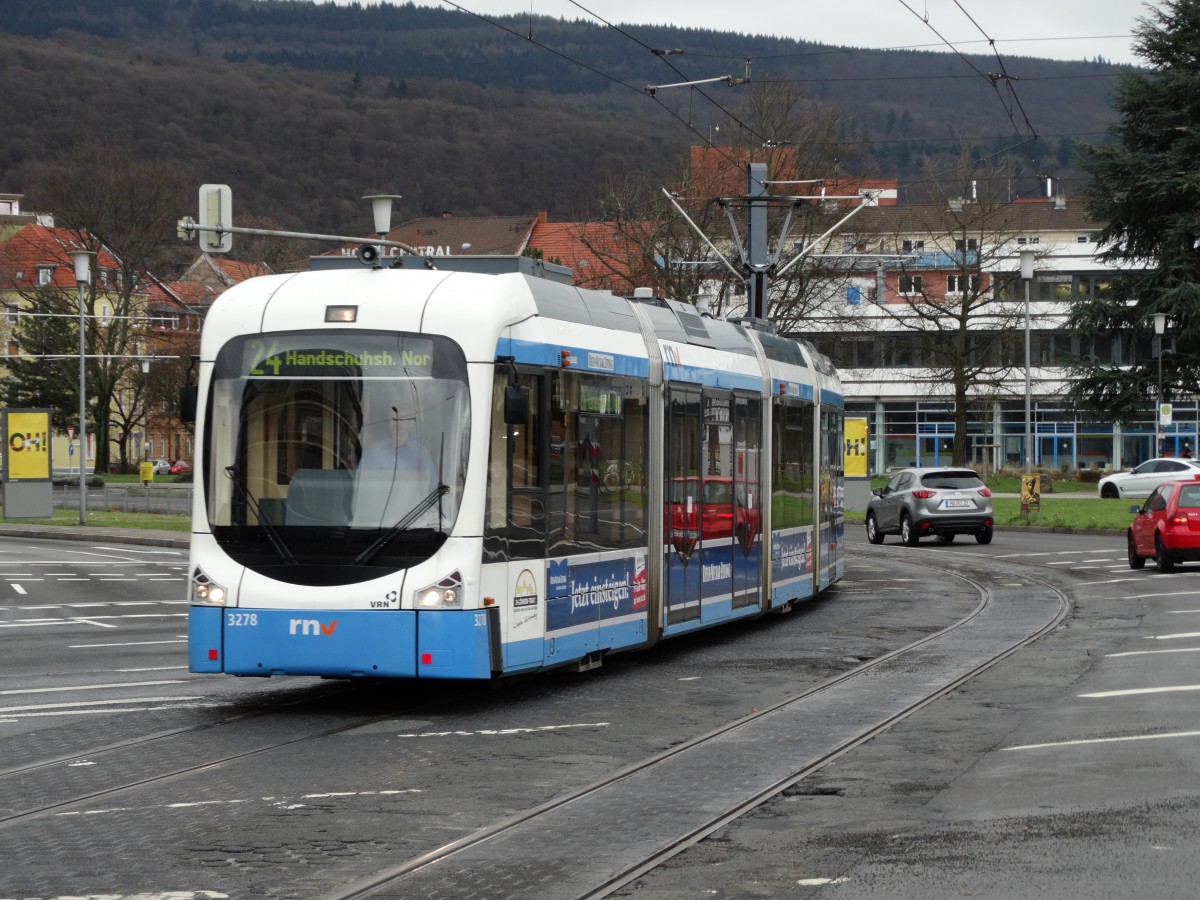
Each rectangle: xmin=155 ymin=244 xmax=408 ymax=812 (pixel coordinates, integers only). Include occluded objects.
xmin=844 ymin=417 xmax=868 ymax=477
xmin=4 ymin=409 xmax=52 ymax=480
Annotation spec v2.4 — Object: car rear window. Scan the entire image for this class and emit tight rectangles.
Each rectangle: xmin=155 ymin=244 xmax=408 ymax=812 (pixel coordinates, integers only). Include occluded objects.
xmin=921 ymin=471 xmax=983 ymax=490
xmin=1178 ymin=486 xmax=1200 ymax=509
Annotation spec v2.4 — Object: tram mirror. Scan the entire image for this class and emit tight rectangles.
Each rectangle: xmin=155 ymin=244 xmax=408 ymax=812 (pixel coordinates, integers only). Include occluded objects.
xmin=179 ymin=384 xmax=198 ymax=424
xmin=504 ymin=384 xmax=528 ymax=425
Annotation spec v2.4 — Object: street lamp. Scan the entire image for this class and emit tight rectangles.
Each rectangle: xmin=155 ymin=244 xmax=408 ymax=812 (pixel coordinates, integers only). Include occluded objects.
xmin=1020 ymin=248 xmax=1036 ymax=471
xmin=141 ymin=358 xmax=151 ymax=461
xmin=68 ymin=249 xmax=95 ymax=525
xmin=1154 ymin=312 xmax=1167 ymax=456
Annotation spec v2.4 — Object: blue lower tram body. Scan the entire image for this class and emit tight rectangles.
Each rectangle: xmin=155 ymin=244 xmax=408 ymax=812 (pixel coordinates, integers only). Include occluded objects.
xmin=189 ymin=607 xmax=496 ymax=679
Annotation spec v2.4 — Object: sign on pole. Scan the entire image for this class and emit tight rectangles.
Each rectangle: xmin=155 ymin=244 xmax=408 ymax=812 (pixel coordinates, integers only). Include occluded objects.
xmin=198 ymin=184 xmax=233 ymax=253
xmin=1160 ymin=403 xmax=1173 ymax=427
xmin=843 ymin=418 xmax=869 ymax=478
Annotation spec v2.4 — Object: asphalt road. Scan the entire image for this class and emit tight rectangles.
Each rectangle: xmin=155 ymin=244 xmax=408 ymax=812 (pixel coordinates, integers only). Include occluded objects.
xmin=1 ymin=526 xmax=1199 ymax=899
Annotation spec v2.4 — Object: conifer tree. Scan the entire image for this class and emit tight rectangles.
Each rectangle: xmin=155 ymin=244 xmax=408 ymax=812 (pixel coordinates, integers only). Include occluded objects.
xmin=1068 ymin=0 xmax=1200 ymax=420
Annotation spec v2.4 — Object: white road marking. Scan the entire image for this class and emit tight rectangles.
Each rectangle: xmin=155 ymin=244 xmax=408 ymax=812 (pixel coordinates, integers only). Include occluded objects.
xmin=1 ymin=696 xmax=198 ymax=713
xmin=1108 ymin=646 xmax=1200 ymax=658
xmin=11 ymin=584 xmax=26 ymax=594
xmin=93 ymin=546 xmax=185 ymax=555
xmin=0 ymin=680 xmax=185 ymax=696
xmin=1080 ymin=684 xmax=1200 ymax=698
xmin=69 ymin=639 xmax=187 ymax=648
xmin=116 ymin=665 xmax=189 ymax=672
xmin=797 ymin=877 xmax=850 ymax=885
xmin=0 ymin=703 xmax=212 ymax=720
xmin=54 ymin=792 xmax=421 ymax=819
xmin=398 ymin=722 xmax=610 ymax=738
xmin=1146 ymin=631 xmax=1200 ymax=640
xmin=1004 ymin=730 xmax=1200 ymax=751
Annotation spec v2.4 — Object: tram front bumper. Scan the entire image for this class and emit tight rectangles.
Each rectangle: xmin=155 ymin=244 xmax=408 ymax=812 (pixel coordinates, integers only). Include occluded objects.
xmin=188 ymin=606 xmax=495 ymax=679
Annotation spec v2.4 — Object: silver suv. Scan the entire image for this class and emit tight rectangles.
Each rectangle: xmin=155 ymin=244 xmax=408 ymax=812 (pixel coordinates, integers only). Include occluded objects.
xmin=866 ymin=467 xmax=995 ymax=546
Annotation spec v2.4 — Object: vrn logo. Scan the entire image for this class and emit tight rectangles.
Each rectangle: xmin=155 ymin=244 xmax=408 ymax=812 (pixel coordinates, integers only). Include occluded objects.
xmin=289 ymin=618 xmax=338 ymax=636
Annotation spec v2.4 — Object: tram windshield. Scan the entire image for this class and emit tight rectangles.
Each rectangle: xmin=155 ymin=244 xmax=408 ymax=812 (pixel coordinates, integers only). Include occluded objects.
xmin=205 ymin=330 xmax=470 ymax=582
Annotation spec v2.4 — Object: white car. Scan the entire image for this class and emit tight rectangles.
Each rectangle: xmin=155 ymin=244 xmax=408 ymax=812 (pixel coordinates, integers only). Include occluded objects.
xmin=151 ymin=459 xmax=171 ymax=475
xmin=1097 ymin=457 xmax=1200 ymax=499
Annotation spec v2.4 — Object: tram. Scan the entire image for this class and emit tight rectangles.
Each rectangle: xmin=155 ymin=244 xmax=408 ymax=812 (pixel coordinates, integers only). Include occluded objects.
xmin=186 ymin=255 xmax=844 ymax=680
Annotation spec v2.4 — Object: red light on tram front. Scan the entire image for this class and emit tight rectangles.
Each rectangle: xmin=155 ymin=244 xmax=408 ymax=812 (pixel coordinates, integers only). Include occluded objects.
xmin=208 ymin=648 xmax=219 ymax=660
xmin=421 ymin=652 xmax=433 ymax=665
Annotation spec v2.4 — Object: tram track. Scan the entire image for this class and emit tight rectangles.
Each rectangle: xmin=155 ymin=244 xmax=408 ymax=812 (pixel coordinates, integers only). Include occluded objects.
xmin=322 ymin=560 xmax=1070 ymax=900
xmin=0 ymin=679 xmax=486 ymax=827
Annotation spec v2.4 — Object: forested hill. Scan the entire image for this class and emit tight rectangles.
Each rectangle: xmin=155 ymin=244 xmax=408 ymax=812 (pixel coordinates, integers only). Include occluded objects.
xmin=0 ymin=0 xmax=1128 ymax=237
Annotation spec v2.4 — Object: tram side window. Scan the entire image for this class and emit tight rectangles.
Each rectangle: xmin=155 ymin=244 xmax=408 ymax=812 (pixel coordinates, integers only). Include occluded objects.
xmin=484 ymin=371 xmax=544 ymax=561
xmin=772 ymin=398 xmax=814 ymax=528
xmin=820 ymin=409 xmax=844 ymax=518
xmin=550 ymin=372 xmax=648 ymax=556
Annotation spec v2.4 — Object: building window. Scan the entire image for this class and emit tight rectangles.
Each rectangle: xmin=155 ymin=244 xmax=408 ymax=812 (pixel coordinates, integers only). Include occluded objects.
xmin=899 ymin=275 xmax=923 ymax=295
xmin=946 ymin=274 xmax=979 ymax=294
xmin=1016 ymin=236 xmax=1041 ymax=246
xmin=901 ymin=239 xmax=924 ymax=253
xmin=36 ymin=266 xmax=53 ymax=286
xmin=955 ymin=238 xmax=978 ymax=251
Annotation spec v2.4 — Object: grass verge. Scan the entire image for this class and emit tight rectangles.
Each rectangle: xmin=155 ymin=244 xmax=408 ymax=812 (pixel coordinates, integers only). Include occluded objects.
xmin=0 ymin=507 xmax=190 ymax=532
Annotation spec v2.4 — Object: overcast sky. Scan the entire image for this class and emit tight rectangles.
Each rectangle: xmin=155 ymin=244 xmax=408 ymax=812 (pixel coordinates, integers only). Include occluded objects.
xmin=339 ymin=0 xmax=1161 ymax=67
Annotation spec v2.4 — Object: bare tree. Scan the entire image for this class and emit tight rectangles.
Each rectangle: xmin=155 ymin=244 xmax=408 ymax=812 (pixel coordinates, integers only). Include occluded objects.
xmin=823 ymin=151 xmax=1040 ymax=467
xmin=576 ymin=82 xmax=865 ymax=326
xmin=26 ymin=140 xmax=191 ymax=472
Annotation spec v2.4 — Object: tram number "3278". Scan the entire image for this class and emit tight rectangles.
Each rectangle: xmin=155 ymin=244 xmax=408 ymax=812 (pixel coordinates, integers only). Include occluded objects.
xmin=227 ymin=612 xmax=259 ymax=627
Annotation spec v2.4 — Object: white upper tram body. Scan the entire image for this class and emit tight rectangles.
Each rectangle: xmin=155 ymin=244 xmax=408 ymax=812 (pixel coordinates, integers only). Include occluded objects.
xmin=187 ymin=257 xmax=844 ymax=680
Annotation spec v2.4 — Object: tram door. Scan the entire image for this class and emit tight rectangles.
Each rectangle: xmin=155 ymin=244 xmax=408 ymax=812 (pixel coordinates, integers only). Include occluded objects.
xmin=665 ymin=385 xmax=703 ymax=625
xmin=730 ymin=394 xmax=762 ymax=609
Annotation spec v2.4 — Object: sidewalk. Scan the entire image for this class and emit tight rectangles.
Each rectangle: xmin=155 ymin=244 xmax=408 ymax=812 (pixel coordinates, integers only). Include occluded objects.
xmin=0 ymin=521 xmax=189 ymax=549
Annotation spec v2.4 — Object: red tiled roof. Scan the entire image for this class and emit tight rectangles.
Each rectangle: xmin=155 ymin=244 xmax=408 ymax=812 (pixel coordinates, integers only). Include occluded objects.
xmin=212 ymin=256 xmax=271 ymax=284
xmin=687 ymin=147 xmax=898 ymax=204
xmin=528 ymin=220 xmax=656 ymax=291
xmin=0 ymin=223 xmax=123 ymax=291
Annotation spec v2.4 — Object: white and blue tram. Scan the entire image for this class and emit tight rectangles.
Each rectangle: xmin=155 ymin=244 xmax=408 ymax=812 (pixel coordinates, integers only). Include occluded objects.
xmin=187 ymin=256 xmax=844 ymax=680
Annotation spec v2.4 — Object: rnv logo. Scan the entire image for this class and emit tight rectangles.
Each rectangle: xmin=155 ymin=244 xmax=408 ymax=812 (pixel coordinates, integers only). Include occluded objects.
xmin=289 ymin=618 xmax=338 ymax=636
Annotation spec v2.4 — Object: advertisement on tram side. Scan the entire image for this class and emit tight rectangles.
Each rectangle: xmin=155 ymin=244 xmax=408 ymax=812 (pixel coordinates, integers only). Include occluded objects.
xmin=546 ymin=553 xmax=648 ymax=633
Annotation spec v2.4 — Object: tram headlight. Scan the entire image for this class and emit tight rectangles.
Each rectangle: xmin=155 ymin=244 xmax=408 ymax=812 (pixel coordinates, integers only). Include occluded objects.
xmin=191 ymin=567 xmax=228 ymax=607
xmin=415 ymin=570 xmax=463 ymax=609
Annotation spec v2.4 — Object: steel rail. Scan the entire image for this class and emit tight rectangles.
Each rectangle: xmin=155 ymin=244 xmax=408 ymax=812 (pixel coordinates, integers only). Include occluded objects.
xmin=323 ymin=563 xmax=1068 ymax=900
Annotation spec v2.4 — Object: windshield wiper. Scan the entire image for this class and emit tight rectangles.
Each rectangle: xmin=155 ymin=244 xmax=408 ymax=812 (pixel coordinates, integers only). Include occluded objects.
xmin=354 ymin=482 xmax=450 ymax=566
xmin=225 ymin=465 xmax=298 ymax=566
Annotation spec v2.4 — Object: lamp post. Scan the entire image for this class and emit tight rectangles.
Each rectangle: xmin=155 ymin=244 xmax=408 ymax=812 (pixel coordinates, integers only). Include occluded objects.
xmin=69 ymin=249 xmax=95 ymax=525
xmin=1019 ymin=248 xmax=1036 ymax=471
xmin=141 ymin=358 xmax=151 ymax=460
xmin=1154 ymin=312 xmax=1167 ymax=456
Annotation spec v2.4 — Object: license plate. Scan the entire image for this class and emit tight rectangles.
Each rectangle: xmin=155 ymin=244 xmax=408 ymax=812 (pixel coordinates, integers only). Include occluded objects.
xmin=940 ymin=499 xmax=973 ymax=509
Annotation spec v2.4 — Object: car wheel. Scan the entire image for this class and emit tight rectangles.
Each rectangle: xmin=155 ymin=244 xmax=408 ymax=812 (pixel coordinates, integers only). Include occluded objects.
xmin=1100 ymin=483 xmax=1119 ymax=499
xmin=901 ymin=513 xmax=919 ymax=546
xmin=1155 ymin=535 xmax=1175 ymax=573
xmin=937 ymin=533 xmax=955 ymax=544
xmin=1128 ymin=532 xmax=1146 ymax=569
xmin=975 ymin=528 xmax=993 ymax=545
xmin=866 ymin=513 xmax=884 ymax=544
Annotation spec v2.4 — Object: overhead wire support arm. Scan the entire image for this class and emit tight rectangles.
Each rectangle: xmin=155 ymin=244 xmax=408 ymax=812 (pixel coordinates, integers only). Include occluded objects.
xmin=176 ymin=218 xmax=423 ymax=256
xmin=775 ymin=192 xmax=881 ymax=278
xmin=660 ymin=189 xmax=745 ymax=284
xmin=644 ymin=74 xmax=736 ymax=96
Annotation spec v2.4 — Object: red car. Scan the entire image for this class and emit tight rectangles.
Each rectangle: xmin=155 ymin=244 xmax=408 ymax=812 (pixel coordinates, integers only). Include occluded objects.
xmin=667 ymin=476 xmax=760 ymax=541
xmin=1127 ymin=475 xmax=1200 ymax=572
xmin=168 ymin=459 xmax=192 ymax=475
